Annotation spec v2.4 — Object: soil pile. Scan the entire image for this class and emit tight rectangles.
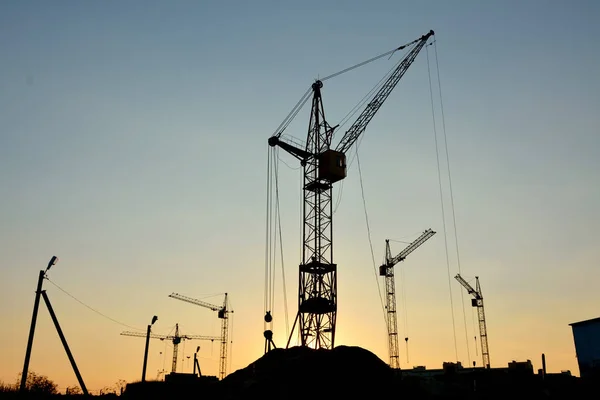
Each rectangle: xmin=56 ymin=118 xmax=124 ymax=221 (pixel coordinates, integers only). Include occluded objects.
xmin=221 ymin=345 xmax=393 ymax=399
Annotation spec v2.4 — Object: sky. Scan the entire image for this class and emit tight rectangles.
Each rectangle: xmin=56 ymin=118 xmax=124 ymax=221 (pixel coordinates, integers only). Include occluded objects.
xmin=1 ymin=0 xmax=599 ymax=393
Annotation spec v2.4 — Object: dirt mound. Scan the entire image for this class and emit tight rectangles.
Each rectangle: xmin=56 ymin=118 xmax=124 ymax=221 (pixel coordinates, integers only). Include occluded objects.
xmin=221 ymin=345 xmax=392 ymax=399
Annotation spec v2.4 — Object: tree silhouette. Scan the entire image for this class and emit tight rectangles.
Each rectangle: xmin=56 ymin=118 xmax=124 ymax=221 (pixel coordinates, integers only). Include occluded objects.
xmin=0 ymin=380 xmax=16 ymax=392
xmin=115 ymin=379 xmax=127 ymax=395
xmin=66 ymin=385 xmax=82 ymax=395
xmin=16 ymin=371 xmax=58 ymax=394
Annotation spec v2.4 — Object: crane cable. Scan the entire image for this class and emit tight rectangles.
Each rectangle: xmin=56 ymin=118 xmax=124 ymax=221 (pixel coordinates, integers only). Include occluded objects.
xmin=273 ymin=148 xmax=291 ymax=338
xmin=433 ymin=39 xmax=472 ymax=366
xmin=264 ymin=147 xmax=291 ymax=338
xmin=228 ymin=307 xmax=234 ymax=375
xmin=334 ymin=53 xmax=407 ymax=215
xmin=264 ymin=148 xmax=272 ymax=329
xmin=355 ymin=148 xmax=388 ymax=342
xmin=400 ymin=264 xmax=409 ymax=362
xmin=272 ymin=38 xmax=420 ymax=139
xmin=426 ymin=43 xmax=459 ymax=362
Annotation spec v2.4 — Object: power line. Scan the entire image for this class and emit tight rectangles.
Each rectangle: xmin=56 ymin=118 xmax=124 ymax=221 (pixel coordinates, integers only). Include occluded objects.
xmin=45 ymin=278 xmax=142 ymax=331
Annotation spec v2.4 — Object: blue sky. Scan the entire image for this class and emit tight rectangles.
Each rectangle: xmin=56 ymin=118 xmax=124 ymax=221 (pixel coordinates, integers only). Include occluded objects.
xmin=1 ymin=0 xmax=599 ymax=392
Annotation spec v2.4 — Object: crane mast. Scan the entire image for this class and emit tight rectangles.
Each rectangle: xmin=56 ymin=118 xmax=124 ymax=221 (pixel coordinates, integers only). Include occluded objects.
xmin=169 ymin=292 xmax=231 ymax=380
xmin=269 ymin=30 xmax=434 ymax=350
xmin=454 ymin=274 xmax=490 ymax=368
xmin=171 ymin=324 xmax=181 ymax=373
xmin=120 ymin=323 xmax=219 ymax=373
xmin=380 ymin=229 xmax=435 ymax=369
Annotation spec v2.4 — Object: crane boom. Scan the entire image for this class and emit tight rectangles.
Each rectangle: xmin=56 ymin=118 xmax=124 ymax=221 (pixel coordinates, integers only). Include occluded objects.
xmin=120 ymin=331 xmax=220 ymax=341
xmin=270 ymin=30 xmax=435 ymax=351
xmin=380 ymin=229 xmax=436 ymax=369
xmin=389 ymin=229 xmax=436 ymax=266
xmin=335 ymin=30 xmax=434 ymax=154
xmin=169 ymin=292 xmax=231 ymax=380
xmin=454 ymin=274 xmax=490 ymax=368
xmin=169 ymin=293 xmax=220 ymax=312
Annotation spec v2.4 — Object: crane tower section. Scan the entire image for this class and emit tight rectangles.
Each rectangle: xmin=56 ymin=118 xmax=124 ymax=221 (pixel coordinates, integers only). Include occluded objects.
xmin=380 ymin=229 xmax=435 ymax=369
xmin=269 ymin=30 xmax=434 ymax=350
xmin=455 ymin=274 xmax=490 ymax=368
xmin=298 ymin=81 xmax=339 ymax=350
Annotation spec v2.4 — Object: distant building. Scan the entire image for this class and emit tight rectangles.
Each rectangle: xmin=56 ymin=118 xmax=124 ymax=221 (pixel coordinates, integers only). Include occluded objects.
xmin=508 ymin=359 xmax=534 ymax=375
xmin=569 ymin=317 xmax=600 ymax=379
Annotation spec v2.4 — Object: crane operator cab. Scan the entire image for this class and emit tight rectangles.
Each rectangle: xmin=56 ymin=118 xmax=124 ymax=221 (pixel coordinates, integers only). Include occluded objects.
xmin=318 ymin=149 xmax=346 ymax=183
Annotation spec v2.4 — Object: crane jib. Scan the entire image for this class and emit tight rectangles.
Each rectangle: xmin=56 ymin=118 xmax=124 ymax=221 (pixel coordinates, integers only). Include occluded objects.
xmin=334 ymin=30 xmax=434 ymax=155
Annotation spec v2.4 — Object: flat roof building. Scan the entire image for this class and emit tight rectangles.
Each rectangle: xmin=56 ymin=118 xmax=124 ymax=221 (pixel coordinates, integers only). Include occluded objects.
xmin=569 ymin=317 xmax=600 ymax=379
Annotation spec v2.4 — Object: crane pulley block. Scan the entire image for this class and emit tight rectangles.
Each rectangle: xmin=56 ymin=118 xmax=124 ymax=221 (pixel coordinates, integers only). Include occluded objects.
xmin=318 ymin=149 xmax=346 ymax=183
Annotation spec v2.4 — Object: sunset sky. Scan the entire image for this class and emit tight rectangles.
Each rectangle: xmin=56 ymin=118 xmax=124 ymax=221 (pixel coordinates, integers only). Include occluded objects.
xmin=1 ymin=0 xmax=599 ymax=393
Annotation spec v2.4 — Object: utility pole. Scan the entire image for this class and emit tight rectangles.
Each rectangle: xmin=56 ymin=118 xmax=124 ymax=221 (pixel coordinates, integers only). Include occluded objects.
xmin=193 ymin=346 xmax=201 ymax=377
xmin=142 ymin=316 xmax=158 ymax=382
xmin=20 ymin=269 xmax=47 ymax=392
xmin=20 ymin=256 xmax=88 ymax=395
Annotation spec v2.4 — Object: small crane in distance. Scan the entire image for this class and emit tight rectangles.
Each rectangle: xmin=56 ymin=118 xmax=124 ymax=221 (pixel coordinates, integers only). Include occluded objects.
xmin=380 ymin=229 xmax=436 ymax=369
xmin=268 ymin=29 xmax=435 ymax=350
xmin=121 ymin=323 xmax=219 ymax=374
xmin=169 ymin=293 xmax=232 ymax=380
xmin=454 ymin=274 xmax=490 ymax=368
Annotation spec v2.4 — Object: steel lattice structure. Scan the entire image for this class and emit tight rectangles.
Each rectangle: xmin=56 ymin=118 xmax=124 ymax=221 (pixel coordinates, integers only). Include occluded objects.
xmin=121 ymin=323 xmax=219 ymax=373
xmin=169 ymin=292 xmax=231 ymax=380
xmin=270 ymin=30 xmax=434 ymax=350
xmin=381 ymin=229 xmax=435 ymax=368
xmin=455 ymin=274 xmax=490 ymax=368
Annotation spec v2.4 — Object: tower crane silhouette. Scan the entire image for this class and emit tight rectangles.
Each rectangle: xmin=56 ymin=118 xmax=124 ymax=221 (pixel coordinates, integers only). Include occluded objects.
xmin=455 ymin=274 xmax=490 ymax=368
xmin=380 ymin=229 xmax=436 ymax=369
xmin=121 ymin=323 xmax=219 ymax=374
xmin=267 ymin=29 xmax=435 ymax=349
xmin=169 ymin=293 xmax=232 ymax=380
